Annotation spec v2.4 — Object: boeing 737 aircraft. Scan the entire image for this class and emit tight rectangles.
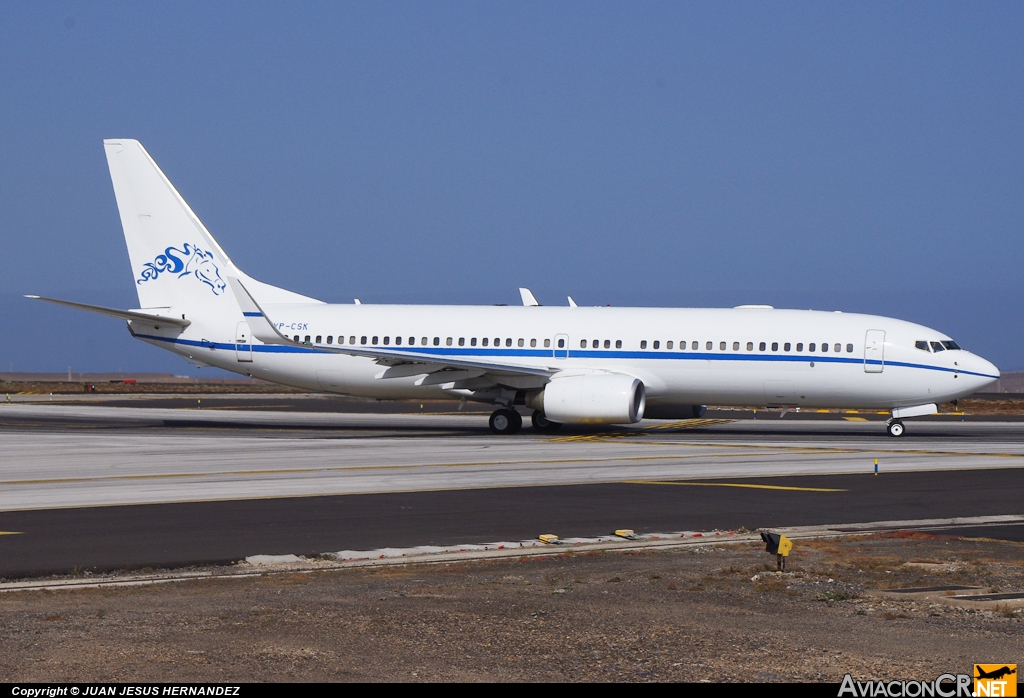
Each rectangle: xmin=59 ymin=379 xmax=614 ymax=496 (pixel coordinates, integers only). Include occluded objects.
xmin=29 ymin=140 xmax=1000 ymax=436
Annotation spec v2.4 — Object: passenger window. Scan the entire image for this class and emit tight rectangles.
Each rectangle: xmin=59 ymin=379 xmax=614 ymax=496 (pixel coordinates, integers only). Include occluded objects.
xmin=784 ymin=343 xmax=791 ymax=351
xmin=796 ymin=343 xmax=803 ymax=352
xmin=821 ymin=343 xmax=828 ymax=352
xmin=834 ymin=343 xmax=841 ymax=353
xmin=692 ymin=341 xmax=698 ymax=350
xmin=383 ymin=336 xmax=390 ymax=345
xmin=545 ymin=339 xmax=551 ymax=348
xmin=505 ymin=338 xmax=512 ymax=347
xmin=518 ymin=339 xmax=524 ymax=347
xmin=771 ymin=342 xmax=778 ymax=351
xmin=294 ymin=335 xmax=300 ymax=342
xmin=615 ymin=340 xmax=622 ymax=348
xmin=846 ymin=344 xmax=854 ymax=353
xmin=482 ymin=338 xmax=489 ymax=346
xmin=557 ymin=338 xmax=564 ymax=348
xmin=315 ymin=336 xmax=322 ymax=344
xmin=809 ymin=343 xmax=816 ymax=352
xmin=604 ymin=340 xmax=610 ymax=349
xmin=471 ymin=338 xmax=477 ymax=346
xmin=732 ymin=342 xmax=739 ymax=351
xmin=759 ymin=342 xmax=766 ymax=351
xmin=930 ymin=341 xmax=945 ymax=352
xmin=409 ymin=337 xmax=415 ymax=345
xmin=458 ymin=338 xmax=465 ymax=346
xmin=706 ymin=341 xmax=713 ymax=350
xmin=653 ymin=341 xmax=660 ymax=349
xmin=747 ymin=342 xmax=753 ymax=351
xmin=719 ymin=341 xmax=726 ymax=350
xmin=641 ymin=340 xmax=647 ymax=349
xmin=433 ymin=337 xmax=440 ymax=346
xmin=421 ymin=337 xmax=428 ymax=346
xmin=495 ymin=338 xmax=500 ymax=346
xmin=581 ymin=340 xmax=588 ymax=348
xmin=446 ymin=337 xmax=453 ymax=346
xmin=395 ymin=336 xmax=402 ymax=345
xmin=531 ymin=339 xmax=537 ymax=347
xmin=666 ymin=341 xmax=673 ymax=349
xmin=371 ymin=336 xmax=378 ymax=345
xmin=593 ymin=339 xmax=599 ymax=348
xmin=326 ymin=336 xmax=333 ymax=344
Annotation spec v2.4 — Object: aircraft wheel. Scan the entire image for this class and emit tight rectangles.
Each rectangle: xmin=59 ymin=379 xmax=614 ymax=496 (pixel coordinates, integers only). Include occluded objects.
xmin=490 ymin=408 xmax=522 ymax=435
xmin=887 ymin=420 xmax=905 ymax=437
xmin=531 ymin=411 xmax=563 ymax=432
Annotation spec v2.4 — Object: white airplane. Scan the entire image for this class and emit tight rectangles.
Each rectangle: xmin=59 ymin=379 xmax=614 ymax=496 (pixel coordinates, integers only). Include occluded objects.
xmin=29 ymin=139 xmax=999 ymax=436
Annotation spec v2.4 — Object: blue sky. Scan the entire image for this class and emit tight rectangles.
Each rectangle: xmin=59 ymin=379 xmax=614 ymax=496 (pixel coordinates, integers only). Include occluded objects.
xmin=2 ymin=2 xmax=1023 ymax=374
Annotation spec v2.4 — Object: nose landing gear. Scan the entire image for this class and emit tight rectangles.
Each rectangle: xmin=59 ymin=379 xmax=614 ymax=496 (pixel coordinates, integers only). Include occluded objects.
xmin=886 ymin=419 xmax=905 ymax=437
xmin=489 ymin=408 xmax=523 ymax=435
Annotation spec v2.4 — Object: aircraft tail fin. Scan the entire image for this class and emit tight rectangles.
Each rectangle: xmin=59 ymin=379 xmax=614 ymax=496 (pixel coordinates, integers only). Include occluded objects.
xmin=103 ymin=139 xmax=320 ymax=309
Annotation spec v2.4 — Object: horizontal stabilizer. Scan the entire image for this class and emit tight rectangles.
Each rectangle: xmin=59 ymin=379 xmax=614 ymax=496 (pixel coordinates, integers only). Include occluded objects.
xmin=25 ymin=295 xmax=191 ymax=328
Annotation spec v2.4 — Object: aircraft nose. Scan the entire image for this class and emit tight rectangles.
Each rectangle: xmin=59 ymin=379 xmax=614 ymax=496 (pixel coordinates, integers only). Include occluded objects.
xmin=966 ymin=354 xmax=999 ymax=390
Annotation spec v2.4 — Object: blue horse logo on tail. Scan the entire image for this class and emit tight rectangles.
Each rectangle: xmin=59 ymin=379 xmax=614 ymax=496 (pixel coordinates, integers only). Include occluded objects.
xmin=137 ymin=243 xmax=227 ymax=295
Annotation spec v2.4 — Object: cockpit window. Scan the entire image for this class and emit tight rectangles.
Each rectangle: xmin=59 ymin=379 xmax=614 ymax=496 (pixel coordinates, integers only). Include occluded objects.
xmin=941 ymin=340 xmax=961 ymax=350
xmin=915 ymin=341 xmax=930 ymax=352
xmin=930 ymin=341 xmax=945 ymax=352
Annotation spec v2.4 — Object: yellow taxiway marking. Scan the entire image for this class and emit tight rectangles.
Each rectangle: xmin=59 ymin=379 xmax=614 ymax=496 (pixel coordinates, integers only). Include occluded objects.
xmin=0 ymin=531 xmax=23 ymax=536
xmin=549 ymin=419 xmax=734 ymax=442
xmin=624 ymin=480 xmax=846 ymax=493
xmin=843 ymin=417 xmax=869 ymax=422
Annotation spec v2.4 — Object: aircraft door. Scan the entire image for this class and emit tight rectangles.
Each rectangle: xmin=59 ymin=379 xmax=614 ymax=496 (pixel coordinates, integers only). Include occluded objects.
xmin=554 ymin=334 xmax=569 ymax=359
xmin=864 ymin=329 xmax=884 ymax=373
xmin=235 ymin=321 xmax=253 ymax=363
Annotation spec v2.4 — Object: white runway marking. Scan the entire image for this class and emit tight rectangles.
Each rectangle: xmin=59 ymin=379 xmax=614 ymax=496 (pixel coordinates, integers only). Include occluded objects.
xmin=1 ymin=405 xmax=1023 ymax=511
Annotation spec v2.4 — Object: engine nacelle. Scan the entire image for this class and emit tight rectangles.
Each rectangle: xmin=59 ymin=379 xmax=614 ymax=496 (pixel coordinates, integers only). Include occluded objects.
xmin=533 ymin=373 xmax=646 ymax=424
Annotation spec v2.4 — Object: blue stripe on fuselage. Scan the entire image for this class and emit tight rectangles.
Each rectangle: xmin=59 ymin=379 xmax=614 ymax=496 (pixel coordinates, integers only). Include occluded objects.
xmin=132 ymin=334 xmax=998 ymax=379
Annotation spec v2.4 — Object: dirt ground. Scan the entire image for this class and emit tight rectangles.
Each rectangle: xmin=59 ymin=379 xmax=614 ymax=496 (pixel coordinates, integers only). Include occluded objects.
xmin=1 ymin=534 xmax=1021 ymax=683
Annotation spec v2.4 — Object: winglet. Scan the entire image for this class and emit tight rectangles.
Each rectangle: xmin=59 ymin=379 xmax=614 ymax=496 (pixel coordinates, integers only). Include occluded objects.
xmin=519 ymin=288 xmax=540 ymax=307
xmin=567 ymin=296 xmax=578 ymax=308
xmin=226 ymin=277 xmax=295 ymax=345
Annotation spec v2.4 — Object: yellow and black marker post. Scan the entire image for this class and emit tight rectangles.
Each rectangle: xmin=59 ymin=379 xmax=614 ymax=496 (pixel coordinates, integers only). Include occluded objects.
xmin=760 ymin=532 xmax=793 ymax=571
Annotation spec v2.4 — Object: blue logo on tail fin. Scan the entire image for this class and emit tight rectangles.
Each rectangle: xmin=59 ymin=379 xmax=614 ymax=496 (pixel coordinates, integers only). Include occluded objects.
xmin=137 ymin=244 xmax=226 ymax=295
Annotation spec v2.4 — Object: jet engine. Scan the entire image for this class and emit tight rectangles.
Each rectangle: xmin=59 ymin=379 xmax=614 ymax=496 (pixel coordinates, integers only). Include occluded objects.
xmin=529 ymin=373 xmax=646 ymax=424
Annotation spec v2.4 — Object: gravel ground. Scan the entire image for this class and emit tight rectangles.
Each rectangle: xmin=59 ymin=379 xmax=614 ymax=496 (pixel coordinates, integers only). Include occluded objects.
xmin=1 ymin=534 xmax=1021 ymax=683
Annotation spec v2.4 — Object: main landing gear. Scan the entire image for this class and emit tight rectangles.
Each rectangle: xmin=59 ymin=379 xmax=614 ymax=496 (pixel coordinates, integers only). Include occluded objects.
xmin=531 ymin=411 xmax=562 ymax=432
xmin=886 ymin=419 xmax=905 ymax=437
xmin=488 ymin=409 xmax=564 ymax=434
xmin=489 ymin=408 xmax=523 ymax=435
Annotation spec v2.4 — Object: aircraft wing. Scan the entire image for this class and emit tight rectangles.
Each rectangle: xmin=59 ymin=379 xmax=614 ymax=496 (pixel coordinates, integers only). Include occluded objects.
xmin=227 ymin=278 xmax=552 ymax=379
xmin=25 ymin=295 xmax=192 ymax=328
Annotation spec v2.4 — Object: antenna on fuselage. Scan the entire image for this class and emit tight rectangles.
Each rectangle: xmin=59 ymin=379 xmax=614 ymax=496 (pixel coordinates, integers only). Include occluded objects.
xmin=567 ymin=296 xmax=578 ymax=308
xmin=519 ymin=288 xmax=540 ymax=307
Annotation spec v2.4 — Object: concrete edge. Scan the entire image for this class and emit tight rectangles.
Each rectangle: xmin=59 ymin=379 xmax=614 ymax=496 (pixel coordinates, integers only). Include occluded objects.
xmin=3 ymin=514 xmax=1022 ymax=594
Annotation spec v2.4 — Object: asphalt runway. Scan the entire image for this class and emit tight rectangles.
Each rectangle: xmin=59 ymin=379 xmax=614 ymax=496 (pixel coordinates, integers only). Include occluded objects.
xmin=0 ymin=403 xmax=1022 ymax=576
